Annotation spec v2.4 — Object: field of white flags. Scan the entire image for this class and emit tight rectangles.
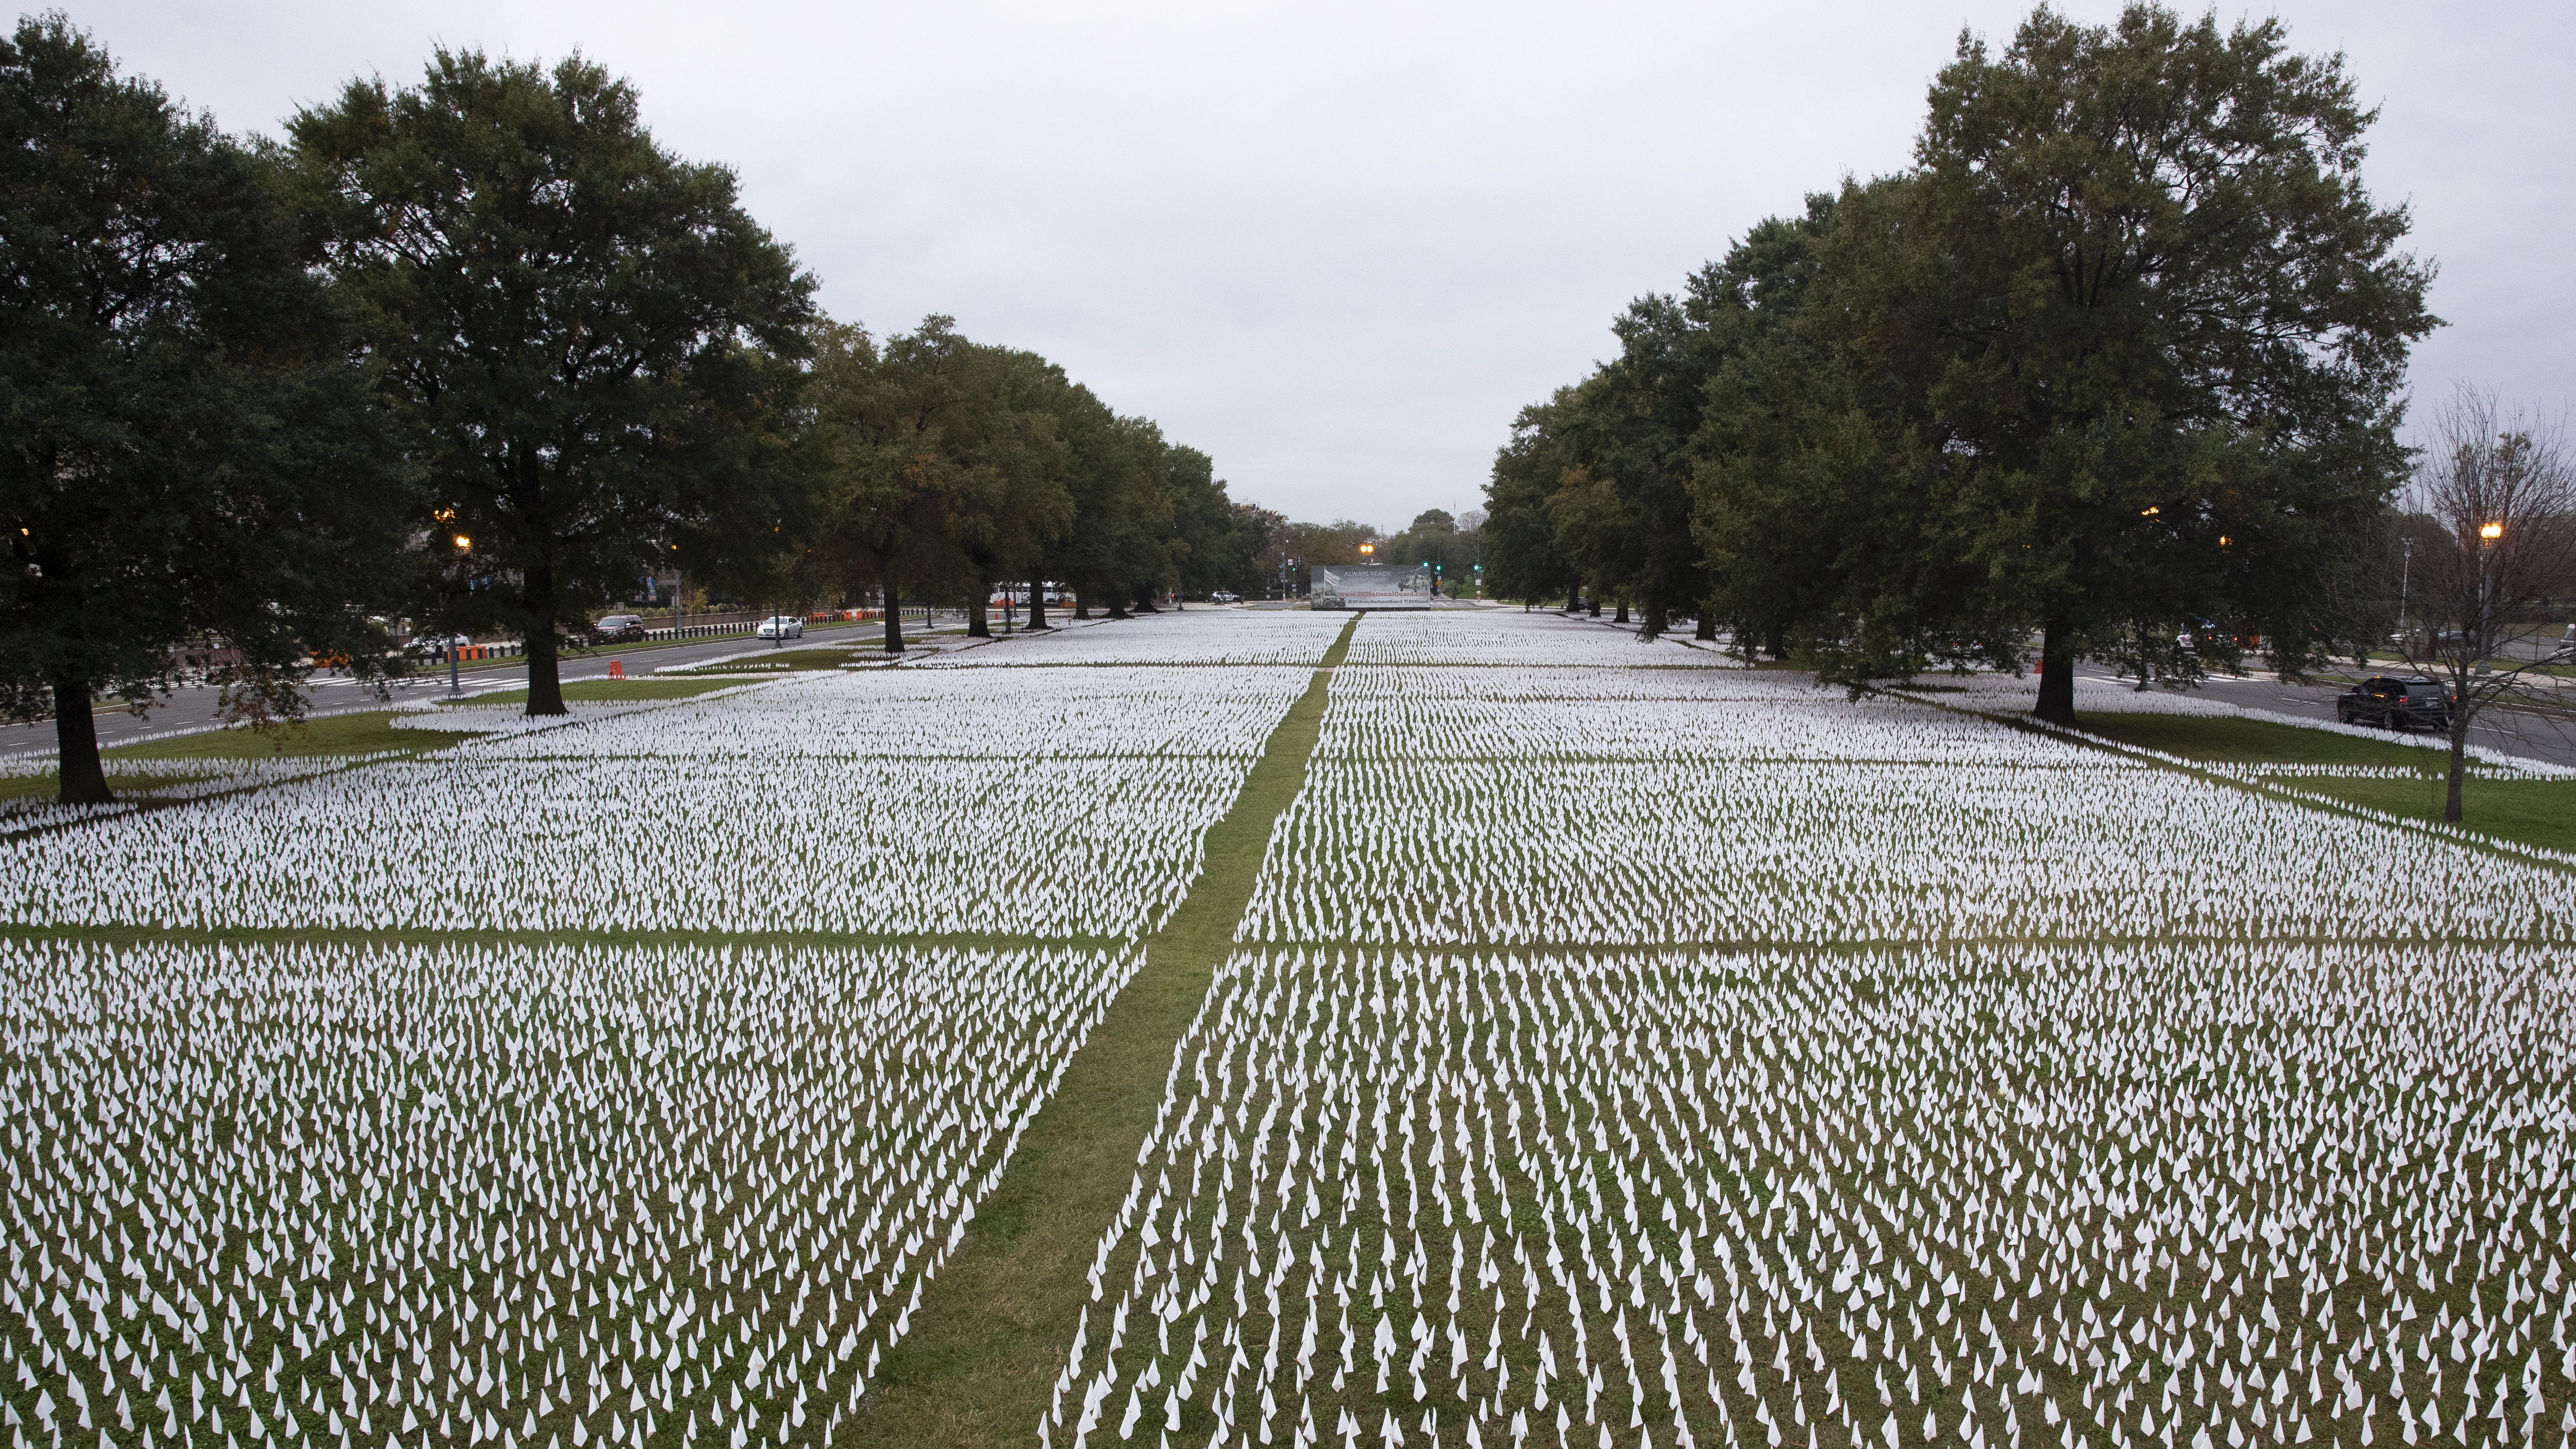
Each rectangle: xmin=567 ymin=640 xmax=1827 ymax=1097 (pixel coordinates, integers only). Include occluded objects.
xmin=1333 ymin=614 xmax=1738 ymax=669
xmin=1046 ymin=608 xmax=2576 ymax=1449
xmin=1318 ymin=670 xmax=2066 ymax=763
xmin=0 ymin=753 xmax=412 ymax=836
xmin=1 ymin=936 xmax=1135 ymax=1449
xmin=1051 ymin=943 xmax=2575 ymax=1449
xmin=916 ymin=612 xmax=1351 ymax=669
xmin=0 ymin=663 xmax=1316 ymax=938
xmin=3 ymin=604 xmax=2571 ymax=1449
xmin=1237 ymin=754 xmax=2576 ymax=947
xmin=450 ymin=668 xmax=1313 ymax=763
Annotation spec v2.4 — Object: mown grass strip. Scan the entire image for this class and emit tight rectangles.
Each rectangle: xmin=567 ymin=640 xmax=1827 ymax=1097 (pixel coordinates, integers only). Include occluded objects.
xmin=839 ymin=613 xmax=1360 ymax=1449
xmin=104 ymin=710 xmax=474 ymax=760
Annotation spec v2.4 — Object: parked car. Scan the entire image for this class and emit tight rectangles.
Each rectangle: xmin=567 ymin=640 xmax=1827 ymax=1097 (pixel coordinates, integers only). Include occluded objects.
xmin=592 ymin=613 xmax=648 ymax=644
xmin=407 ymin=632 xmax=474 ymax=658
xmin=755 ymin=614 xmax=804 ymax=641
xmin=2335 ymin=675 xmax=2451 ymax=732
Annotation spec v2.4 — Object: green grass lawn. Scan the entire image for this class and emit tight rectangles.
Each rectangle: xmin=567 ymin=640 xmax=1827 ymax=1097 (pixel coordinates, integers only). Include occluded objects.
xmin=107 ymin=710 xmax=474 ymax=761
xmin=662 ymin=646 xmax=865 ymax=673
xmin=0 ymin=766 xmax=216 ymax=804
xmin=2292 ymin=775 xmax=2576 ymax=855
xmin=441 ymin=677 xmax=745 ymax=706
xmin=2061 ymin=712 xmax=2576 ymax=856
xmin=2068 ymin=712 xmax=2447 ymax=770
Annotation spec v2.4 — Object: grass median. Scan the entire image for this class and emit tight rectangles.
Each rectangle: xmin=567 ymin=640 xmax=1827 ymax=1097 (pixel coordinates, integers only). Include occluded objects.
xmin=840 ymin=613 xmax=1360 ymax=1449
xmin=105 ymin=710 xmax=473 ymax=761
xmin=2066 ymin=712 xmax=2446 ymax=769
xmin=2285 ymin=775 xmax=2576 ymax=855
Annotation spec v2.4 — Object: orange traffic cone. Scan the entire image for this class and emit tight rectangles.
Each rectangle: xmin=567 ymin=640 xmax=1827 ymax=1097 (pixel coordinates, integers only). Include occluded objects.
xmin=609 ymin=660 xmax=625 ymax=679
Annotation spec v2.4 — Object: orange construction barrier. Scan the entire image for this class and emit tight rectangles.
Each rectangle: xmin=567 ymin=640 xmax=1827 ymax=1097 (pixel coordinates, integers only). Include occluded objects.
xmin=608 ymin=660 xmax=625 ymax=678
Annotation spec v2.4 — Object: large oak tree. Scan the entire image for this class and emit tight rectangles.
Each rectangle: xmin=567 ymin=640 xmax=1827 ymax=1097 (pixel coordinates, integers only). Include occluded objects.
xmin=291 ymin=50 xmax=814 ymax=714
xmin=1882 ymin=6 xmax=2434 ymax=719
xmin=2 ymin=16 xmax=411 ymax=802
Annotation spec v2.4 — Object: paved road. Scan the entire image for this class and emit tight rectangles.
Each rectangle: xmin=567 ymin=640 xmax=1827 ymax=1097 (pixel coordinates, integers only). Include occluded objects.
xmin=2067 ymin=660 xmax=2576 ymax=769
xmin=0 ymin=622 xmax=879 ymax=759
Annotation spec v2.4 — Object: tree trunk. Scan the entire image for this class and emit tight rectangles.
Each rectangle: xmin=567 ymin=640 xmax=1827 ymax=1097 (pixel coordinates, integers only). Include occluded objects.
xmin=2133 ymin=620 xmax=2151 ymax=691
xmin=1106 ymin=589 xmax=1131 ymax=620
xmin=1565 ymin=586 xmax=1579 ymax=613
xmin=2445 ymin=704 xmax=2470 ymax=823
xmin=1074 ymin=591 xmax=1092 ymax=620
xmin=2034 ymin=619 xmax=2076 ymax=724
xmin=52 ymin=670 xmax=112 ymax=804
xmin=1134 ymin=586 xmax=1160 ymax=613
xmin=1026 ymin=576 xmax=1050 ymax=630
xmin=967 ymin=591 xmax=990 ymax=639
xmin=1614 ymin=601 xmax=1631 ymax=625
xmin=883 ymin=581 xmax=906 ymax=654
xmin=1588 ymin=596 xmax=1601 ymax=618
xmin=1694 ymin=611 xmax=1717 ymax=642
xmin=1640 ymin=602 xmax=1667 ymax=637
xmin=524 ymin=560 xmax=567 ymax=716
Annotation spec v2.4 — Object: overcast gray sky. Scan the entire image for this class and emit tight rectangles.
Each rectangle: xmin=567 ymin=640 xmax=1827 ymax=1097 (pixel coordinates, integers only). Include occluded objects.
xmin=67 ymin=0 xmax=2575 ymax=531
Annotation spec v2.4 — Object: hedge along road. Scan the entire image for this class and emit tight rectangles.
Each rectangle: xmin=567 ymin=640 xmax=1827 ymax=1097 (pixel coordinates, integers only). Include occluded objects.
xmin=839 ymin=612 xmax=1361 ymax=1448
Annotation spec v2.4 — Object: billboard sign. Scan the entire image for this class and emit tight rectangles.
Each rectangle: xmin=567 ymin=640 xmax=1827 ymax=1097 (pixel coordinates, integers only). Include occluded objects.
xmin=1312 ymin=564 xmax=1451 ymax=610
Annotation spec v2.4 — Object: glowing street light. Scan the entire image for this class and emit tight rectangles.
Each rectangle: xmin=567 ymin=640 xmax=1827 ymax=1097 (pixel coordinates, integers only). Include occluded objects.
xmin=2480 ymin=521 xmax=2504 ymax=542
xmin=446 ymin=533 xmax=472 ymax=697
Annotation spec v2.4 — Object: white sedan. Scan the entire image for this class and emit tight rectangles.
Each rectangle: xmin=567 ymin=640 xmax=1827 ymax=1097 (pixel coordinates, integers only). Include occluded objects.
xmin=755 ymin=616 xmax=804 ymax=640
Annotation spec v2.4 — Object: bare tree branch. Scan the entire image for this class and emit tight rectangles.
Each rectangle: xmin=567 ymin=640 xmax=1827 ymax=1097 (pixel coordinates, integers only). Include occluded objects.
xmin=2392 ymin=383 xmax=2576 ymax=820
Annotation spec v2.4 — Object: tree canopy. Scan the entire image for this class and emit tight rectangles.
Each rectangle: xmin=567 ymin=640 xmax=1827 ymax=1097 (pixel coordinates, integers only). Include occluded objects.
xmin=1 ymin=15 xmax=412 ymax=801
xmin=289 ymin=49 xmax=819 ymax=714
xmin=1486 ymin=4 xmax=2435 ymax=711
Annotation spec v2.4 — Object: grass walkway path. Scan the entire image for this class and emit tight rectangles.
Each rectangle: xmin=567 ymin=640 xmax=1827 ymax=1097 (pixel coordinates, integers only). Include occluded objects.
xmin=839 ymin=613 xmax=1358 ymax=1449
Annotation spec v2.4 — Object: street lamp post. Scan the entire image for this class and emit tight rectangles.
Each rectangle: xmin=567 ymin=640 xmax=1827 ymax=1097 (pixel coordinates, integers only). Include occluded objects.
xmin=445 ymin=533 xmax=471 ymax=698
xmin=2478 ymin=521 xmax=2502 ymax=669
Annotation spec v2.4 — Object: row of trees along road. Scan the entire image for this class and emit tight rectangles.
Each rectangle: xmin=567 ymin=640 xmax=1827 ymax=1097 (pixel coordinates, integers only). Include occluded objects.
xmin=3 ymin=20 xmax=1280 ymax=802
xmin=1487 ymin=4 xmax=2473 ymax=717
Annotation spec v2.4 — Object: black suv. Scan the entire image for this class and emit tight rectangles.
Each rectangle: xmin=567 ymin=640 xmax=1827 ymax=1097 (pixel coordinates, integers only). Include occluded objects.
xmin=2336 ymin=675 xmax=2451 ymax=732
